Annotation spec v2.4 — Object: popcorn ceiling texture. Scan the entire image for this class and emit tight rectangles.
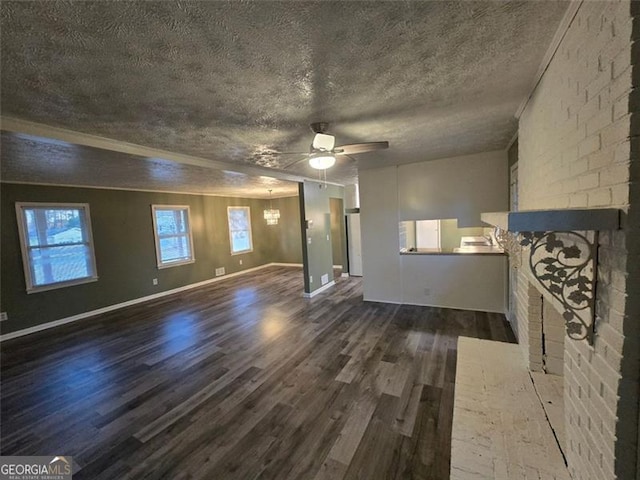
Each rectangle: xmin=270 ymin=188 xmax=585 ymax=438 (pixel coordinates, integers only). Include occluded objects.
xmin=0 ymin=132 xmax=300 ymax=198
xmin=517 ymin=2 xmax=638 ymax=478
xmin=0 ymin=1 xmax=569 ymax=190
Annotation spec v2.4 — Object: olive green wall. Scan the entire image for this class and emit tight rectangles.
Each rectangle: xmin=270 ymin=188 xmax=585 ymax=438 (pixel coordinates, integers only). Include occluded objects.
xmin=299 ymin=181 xmax=345 ymax=294
xmin=0 ymin=183 xmax=302 ymax=334
xmin=329 ymin=197 xmax=345 ymax=266
xmin=268 ymin=195 xmax=303 ymax=264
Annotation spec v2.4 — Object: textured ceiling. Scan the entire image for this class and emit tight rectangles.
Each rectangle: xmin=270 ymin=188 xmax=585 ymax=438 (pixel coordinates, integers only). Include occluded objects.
xmin=0 ymin=132 xmax=299 ymax=198
xmin=0 ymin=1 xmax=569 ymax=193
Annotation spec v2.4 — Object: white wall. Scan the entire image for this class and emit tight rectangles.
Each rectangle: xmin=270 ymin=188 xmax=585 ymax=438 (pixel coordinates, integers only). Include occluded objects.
xmin=359 ymin=166 xmax=402 ymax=303
xmin=400 ymin=254 xmax=506 ymax=312
xmin=360 ymin=150 xmax=508 ymax=311
xmin=397 ymin=150 xmax=508 ymax=226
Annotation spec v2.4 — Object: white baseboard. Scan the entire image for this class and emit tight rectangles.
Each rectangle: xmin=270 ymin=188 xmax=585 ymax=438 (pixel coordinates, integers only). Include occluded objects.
xmin=302 ymin=280 xmax=336 ymax=298
xmin=1 ymin=262 xmax=303 ymax=342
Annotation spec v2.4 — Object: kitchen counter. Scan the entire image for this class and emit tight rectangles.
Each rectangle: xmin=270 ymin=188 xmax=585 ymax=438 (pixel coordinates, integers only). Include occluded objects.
xmin=400 ymin=246 xmax=504 ymax=256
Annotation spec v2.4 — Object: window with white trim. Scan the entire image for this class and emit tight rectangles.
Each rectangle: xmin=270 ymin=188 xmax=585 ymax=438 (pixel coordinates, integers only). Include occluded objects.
xmin=16 ymin=202 xmax=98 ymax=293
xmin=151 ymin=205 xmax=195 ymax=268
xmin=227 ymin=206 xmax=253 ymax=255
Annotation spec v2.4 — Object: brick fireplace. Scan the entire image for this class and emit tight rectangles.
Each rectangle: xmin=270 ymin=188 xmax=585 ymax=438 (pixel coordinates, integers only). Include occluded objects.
xmin=511 ymin=1 xmax=639 ymax=478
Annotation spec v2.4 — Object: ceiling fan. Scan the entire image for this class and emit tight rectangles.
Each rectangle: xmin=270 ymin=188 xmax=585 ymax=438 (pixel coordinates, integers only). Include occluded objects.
xmin=282 ymin=122 xmax=389 ymax=170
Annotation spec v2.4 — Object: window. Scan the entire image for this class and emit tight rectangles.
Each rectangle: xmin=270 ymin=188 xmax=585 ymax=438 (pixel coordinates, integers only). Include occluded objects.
xmin=16 ymin=202 xmax=98 ymax=293
xmin=151 ymin=205 xmax=195 ymax=268
xmin=227 ymin=206 xmax=253 ymax=254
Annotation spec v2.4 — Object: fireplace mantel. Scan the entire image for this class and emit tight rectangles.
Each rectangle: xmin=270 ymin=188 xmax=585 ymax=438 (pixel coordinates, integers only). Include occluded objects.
xmin=481 ymin=208 xmax=622 ymax=345
xmin=480 ymin=208 xmax=620 ymax=233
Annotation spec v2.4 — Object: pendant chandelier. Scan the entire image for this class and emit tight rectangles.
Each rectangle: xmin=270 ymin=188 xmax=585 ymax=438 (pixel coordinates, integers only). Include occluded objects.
xmin=263 ymin=189 xmax=280 ymax=225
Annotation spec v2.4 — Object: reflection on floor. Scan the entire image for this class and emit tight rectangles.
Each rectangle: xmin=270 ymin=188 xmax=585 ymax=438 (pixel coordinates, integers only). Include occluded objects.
xmin=1 ymin=266 xmax=517 ymax=480
xmin=451 ymin=337 xmax=569 ymax=480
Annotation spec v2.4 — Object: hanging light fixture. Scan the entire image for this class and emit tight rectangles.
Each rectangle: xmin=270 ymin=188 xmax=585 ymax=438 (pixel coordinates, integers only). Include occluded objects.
xmin=263 ymin=189 xmax=280 ymax=225
xmin=309 ymin=152 xmax=336 ymax=170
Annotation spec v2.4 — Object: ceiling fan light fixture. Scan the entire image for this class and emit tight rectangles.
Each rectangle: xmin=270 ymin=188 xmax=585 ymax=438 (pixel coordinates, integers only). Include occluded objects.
xmin=312 ymin=133 xmax=335 ymax=151
xmin=309 ymin=154 xmax=336 ymax=170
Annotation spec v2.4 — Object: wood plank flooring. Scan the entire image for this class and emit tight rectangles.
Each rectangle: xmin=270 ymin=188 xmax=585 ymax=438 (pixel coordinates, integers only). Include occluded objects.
xmin=1 ymin=266 xmax=516 ymax=479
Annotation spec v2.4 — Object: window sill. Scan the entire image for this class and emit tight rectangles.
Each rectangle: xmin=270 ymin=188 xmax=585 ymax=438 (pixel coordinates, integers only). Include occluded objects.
xmin=26 ymin=276 xmax=99 ymax=294
xmin=157 ymin=259 xmax=195 ymax=269
xmin=231 ymin=250 xmax=253 ymax=256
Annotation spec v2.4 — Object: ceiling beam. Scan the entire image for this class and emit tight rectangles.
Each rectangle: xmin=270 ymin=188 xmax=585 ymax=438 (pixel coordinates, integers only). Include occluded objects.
xmin=0 ymin=116 xmax=330 ymax=186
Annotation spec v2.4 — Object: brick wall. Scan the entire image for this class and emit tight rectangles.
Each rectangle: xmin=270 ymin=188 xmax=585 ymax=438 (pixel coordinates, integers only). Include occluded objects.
xmin=543 ymin=299 xmax=566 ymax=376
xmin=518 ymin=1 xmax=638 ymax=478
xmin=515 ymin=279 xmax=543 ymax=371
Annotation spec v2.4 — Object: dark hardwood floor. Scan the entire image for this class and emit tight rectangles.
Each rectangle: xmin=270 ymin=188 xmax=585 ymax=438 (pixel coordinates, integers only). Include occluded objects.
xmin=1 ymin=266 xmax=515 ymax=479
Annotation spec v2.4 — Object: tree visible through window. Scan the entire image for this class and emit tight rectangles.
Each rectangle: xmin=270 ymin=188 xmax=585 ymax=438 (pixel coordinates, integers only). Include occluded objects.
xmin=16 ymin=203 xmax=98 ymax=292
xmin=152 ymin=205 xmax=195 ymax=268
xmin=227 ymin=206 xmax=253 ymax=254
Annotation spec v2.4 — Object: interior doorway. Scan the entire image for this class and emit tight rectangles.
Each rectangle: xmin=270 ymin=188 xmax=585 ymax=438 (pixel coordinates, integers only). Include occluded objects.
xmin=329 ymin=197 xmax=348 ymax=273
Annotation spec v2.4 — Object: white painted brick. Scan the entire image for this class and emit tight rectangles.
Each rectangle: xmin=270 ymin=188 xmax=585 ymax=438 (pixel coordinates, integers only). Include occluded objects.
xmin=588 ymin=187 xmax=612 ymax=206
xmin=611 ymin=182 xmax=630 ymax=205
xmin=518 ymin=3 xmax=635 ymax=477
xmin=587 ymin=146 xmax=616 ymax=170
xmin=586 ymin=107 xmax=612 ymax=135
xmin=600 ymin=117 xmax=631 ymax=147
xmin=613 ymin=93 xmax=630 ymax=120
xmin=578 ymin=172 xmax=600 ymax=190
xmin=569 ymin=192 xmax=589 ymax=207
xmin=610 ymin=269 xmax=627 ymax=292
xmin=613 ymin=139 xmax=630 ymax=162
xmin=578 ymin=93 xmax=604 ymax=125
xmin=545 ymin=335 xmax=565 ymax=355
xmin=608 ymin=65 xmax=633 ymax=101
xmin=606 ymin=285 xmax=628 ymax=314
xmin=600 ymin=162 xmax=630 ymax=187
xmin=611 ymin=46 xmax=632 ymax=80
xmin=607 ymin=308 xmax=626 ymax=332
xmin=596 ymin=322 xmax=625 ymax=353
xmin=586 ymin=67 xmax=614 ymax=99
xmin=577 ymin=133 xmax=601 ymax=157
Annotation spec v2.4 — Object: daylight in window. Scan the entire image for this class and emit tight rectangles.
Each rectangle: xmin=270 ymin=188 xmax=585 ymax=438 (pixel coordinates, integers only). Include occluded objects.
xmin=227 ymin=206 xmax=253 ymax=254
xmin=152 ymin=205 xmax=195 ymax=268
xmin=16 ymin=203 xmax=98 ymax=292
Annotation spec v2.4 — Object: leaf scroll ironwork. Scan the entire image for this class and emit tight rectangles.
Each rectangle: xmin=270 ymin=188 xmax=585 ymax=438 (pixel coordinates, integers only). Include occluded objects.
xmin=519 ymin=231 xmax=596 ymax=343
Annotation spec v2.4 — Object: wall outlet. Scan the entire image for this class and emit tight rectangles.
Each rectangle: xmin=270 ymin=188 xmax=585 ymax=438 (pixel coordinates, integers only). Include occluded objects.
xmin=0 ymin=312 xmax=7 ymax=321
xmin=309 ymin=275 xmax=313 ymax=283
xmin=321 ymin=274 xmax=329 ymax=285
xmin=308 ymin=237 xmax=312 ymax=244
xmin=152 ymin=278 xmax=158 ymax=285
xmin=215 ymin=267 xmax=226 ymax=277
xmin=239 ymin=259 xmax=243 ymax=265
xmin=326 ymin=234 xmax=330 ymax=241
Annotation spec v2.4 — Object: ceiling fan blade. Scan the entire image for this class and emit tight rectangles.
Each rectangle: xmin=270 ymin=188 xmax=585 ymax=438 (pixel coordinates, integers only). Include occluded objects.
xmin=335 ymin=141 xmax=389 ymax=155
xmin=281 ymin=155 xmax=310 ymax=170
